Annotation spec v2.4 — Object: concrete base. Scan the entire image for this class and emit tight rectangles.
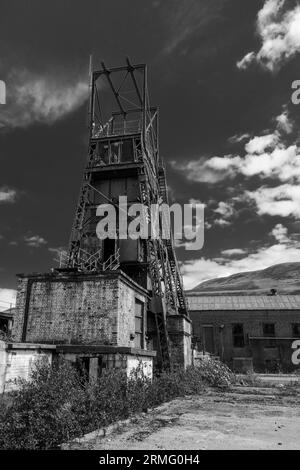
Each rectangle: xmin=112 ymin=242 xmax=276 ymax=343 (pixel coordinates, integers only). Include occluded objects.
xmin=0 ymin=340 xmax=54 ymax=393
xmin=0 ymin=341 xmax=156 ymax=393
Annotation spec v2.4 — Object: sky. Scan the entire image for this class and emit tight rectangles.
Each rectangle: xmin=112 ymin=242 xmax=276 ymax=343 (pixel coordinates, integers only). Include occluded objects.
xmin=1 ymin=0 xmax=300 ymax=306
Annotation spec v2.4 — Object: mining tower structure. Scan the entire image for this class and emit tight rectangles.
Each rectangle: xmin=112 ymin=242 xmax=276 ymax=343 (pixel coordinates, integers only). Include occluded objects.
xmin=66 ymin=59 xmax=190 ymax=369
xmin=11 ymin=60 xmax=192 ymax=376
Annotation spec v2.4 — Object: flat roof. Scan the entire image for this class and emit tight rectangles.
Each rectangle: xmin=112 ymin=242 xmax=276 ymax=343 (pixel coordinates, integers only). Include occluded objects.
xmin=187 ymin=295 xmax=300 ymax=311
xmin=0 ymin=308 xmax=16 ymax=318
xmin=16 ymin=269 xmax=148 ymax=297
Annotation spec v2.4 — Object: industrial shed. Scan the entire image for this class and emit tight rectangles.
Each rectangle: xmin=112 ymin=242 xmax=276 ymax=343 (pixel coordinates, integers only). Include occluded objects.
xmin=187 ymin=293 xmax=300 ymax=372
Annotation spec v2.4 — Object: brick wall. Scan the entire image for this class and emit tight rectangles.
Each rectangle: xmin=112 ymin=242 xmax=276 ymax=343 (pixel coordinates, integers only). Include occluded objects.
xmin=12 ymin=271 xmax=147 ymax=347
xmin=167 ymin=315 xmax=192 ymax=368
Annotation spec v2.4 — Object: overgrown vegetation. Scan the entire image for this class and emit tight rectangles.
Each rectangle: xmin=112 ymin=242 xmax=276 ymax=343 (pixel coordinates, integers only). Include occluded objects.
xmin=236 ymin=371 xmax=263 ymax=387
xmin=0 ymin=330 xmax=11 ymax=342
xmin=0 ymin=357 xmax=234 ymax=450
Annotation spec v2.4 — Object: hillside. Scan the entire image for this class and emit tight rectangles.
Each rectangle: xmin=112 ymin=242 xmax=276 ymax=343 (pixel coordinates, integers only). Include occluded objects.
xmin=189 ymin=262 xmax=300 ymax=295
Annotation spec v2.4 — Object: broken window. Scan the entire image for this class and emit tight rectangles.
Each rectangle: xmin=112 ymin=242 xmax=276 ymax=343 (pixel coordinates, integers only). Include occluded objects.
xmin=120 ymin=139 xmax=134 ymax=162
xmin=263 ymin=323 xmax=276 ymax=347
xmin=134 ymin=299 xmax=144 ymax=349
xmin=98 ymin=142 xmax=109 ymax=164
xmin=0 ymin=318 xmax=8 ymax=333
xmin=232 ymin=323 xmax=245 ymax=348
xmin=110 ymin=141 xmax=121 ymax=163
xmin=263 ymin=323 xmax=275 ymax=337
xmin=292 ymin=323 xmax=300 ymax=337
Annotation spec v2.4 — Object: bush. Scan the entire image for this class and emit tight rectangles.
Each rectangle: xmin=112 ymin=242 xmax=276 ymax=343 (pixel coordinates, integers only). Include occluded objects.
xmin=0 ymin=360 xmax=88 ymax=449
xmin=0 ymin=357 xmax=233 ymax=450
xmin=195 ymin=356 xmax=235 ymax=388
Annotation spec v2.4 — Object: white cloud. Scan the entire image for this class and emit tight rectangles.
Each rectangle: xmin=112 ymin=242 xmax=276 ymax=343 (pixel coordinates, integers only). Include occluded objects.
xmin=182 ymin=224 xmax=300 ymax=289
xmin=171 ymin=155 xmax=240 ymax=184
xmin=246 ymin=184 xmax=300 ymax=219
xmin=214 ymin=201 xmax=234 ymax=218
xmin=0 ymin=187 xmax=17 ymax=203
xmin=214 ymin=219 xmax=231 ymax=227
xmin=173 ymin=107 xmax=298 ymax=191
xmin=162 ymin=0 xmax=228 ymax=54
xmin=0 ymin=69 xmax=88 ymax=128
xmin=228 ymin=133 xmax=251 ymax=144
xmin=271 ymin=223 xmax=289 ymax=243
xmin=221 ymin=248 xmax=247 ymax=256
xmin=183 ymin=258 xmax=234 ymax=289
xmin=236 ymin=52 xmax=256 ymax=70
xmin=244 ymin=133 xmax=278 ymax=154
xmin=242 ymin=144 xmax=300 ymax=181
xmin=0 ymin=288 xmax=17 ymax=310
xmin=276 ymin=108 xmax=293 ymax=133
xmin=211 ymin=201 xmax=236 ymax=227
xmin=173 ymin=105 xmax=300 ymax=220
xmin=24 ymin=235 xmax=47 ymax=248
xmin=237 ymin=0 xmax=300 ymax=72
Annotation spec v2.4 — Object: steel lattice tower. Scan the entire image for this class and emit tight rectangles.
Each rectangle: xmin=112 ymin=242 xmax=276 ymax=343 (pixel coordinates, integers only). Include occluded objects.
xmin=65 ymin=59 xmax=189 ymax=369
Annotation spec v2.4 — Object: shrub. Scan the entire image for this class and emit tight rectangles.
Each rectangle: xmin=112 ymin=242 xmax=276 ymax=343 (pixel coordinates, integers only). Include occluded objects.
xmin=0 ymin=360 xmax=88 ymax=449
xmin=0 ymin=330 xmax=11 ymax=341
xmin=195 ymin=356 xmax=235 ymax=388
xmin=0 ymin=356 xmax=233 ymax=450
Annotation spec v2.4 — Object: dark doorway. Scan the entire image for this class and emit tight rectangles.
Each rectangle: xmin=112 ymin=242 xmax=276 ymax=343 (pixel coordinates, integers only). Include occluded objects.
xmin=203 ymin=326 xmax=215 ymax=354
xmin=76 ymin=357 xmax=90 ymax=380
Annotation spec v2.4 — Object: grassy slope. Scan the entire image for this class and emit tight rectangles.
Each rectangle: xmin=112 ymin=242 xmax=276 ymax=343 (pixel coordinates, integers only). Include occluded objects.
xmin=189 ymin=262 xmax=300 ymax=294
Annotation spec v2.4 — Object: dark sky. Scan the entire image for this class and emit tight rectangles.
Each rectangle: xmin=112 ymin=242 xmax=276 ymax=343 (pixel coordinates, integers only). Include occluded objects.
xmin=1 ymin=0 xmax=300 ymax=304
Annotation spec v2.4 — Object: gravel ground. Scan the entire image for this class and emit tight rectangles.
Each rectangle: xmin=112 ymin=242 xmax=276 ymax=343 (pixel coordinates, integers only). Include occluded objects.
xmin=66 ymin=383 xmax=300 ymax=450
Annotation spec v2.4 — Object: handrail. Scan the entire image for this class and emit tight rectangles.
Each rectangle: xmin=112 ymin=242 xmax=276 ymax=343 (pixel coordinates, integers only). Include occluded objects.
xmin=103 ymin=249 xmax=120 ymax=271
xmin=92 ymin=120 xmax=142 ymax=138
xmin=56 ymin=247 xmax=120 ymax=272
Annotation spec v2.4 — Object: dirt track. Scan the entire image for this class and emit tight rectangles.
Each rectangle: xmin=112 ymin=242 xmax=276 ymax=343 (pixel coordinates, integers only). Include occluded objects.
xmin=67 ymin=384 xmax=300 ymax=450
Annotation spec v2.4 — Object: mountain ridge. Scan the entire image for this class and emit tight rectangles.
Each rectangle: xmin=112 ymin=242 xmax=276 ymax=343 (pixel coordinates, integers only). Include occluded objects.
xmin=188 ymin=262 xmax=300 ymax=295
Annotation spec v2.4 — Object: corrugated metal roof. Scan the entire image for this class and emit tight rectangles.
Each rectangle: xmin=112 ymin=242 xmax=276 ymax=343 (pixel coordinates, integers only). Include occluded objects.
xmin=187 ymin=295 xmax=300 ymax=311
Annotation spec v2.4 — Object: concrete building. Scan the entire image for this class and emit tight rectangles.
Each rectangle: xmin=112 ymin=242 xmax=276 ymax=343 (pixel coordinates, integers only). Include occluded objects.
xmin=188 ymin=293 xmax=300 ymax=372
xmin=0 ymin=308 xmax=14 ymax=337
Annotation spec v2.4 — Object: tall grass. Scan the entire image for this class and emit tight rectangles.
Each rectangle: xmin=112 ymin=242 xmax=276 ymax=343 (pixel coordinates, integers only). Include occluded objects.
xmin=0 ymin=357 xmax=233 ymax=450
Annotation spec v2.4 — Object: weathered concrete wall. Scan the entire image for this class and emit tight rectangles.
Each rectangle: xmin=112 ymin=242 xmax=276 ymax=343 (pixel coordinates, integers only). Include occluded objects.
xmin=58 ymin=346 xmax=155 ymax=379
xmin=12 ymin=272 xmax=147 ymax=348
xmin=190 ymin=310 xmax=300 ymax=371
xmin=0 ymin=342 xmax=53 ymax=393
xmin=0 ymin=342 xmax=155 ymax=392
